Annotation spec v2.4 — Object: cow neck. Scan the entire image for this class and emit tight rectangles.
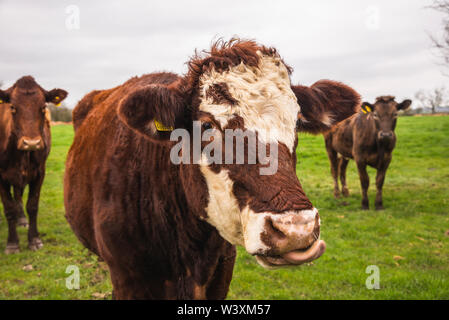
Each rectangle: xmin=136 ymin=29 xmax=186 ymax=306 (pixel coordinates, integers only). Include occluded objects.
xmin=0 ymin=109 xmax=12 ymax=156
xmin=0 ymin=133 xmax=19 ymax=166
xmin=138 ymin=152 xmax=225 ymax=255
xmin=141 ymin=160 xmax=229 ymax=290
xmin=356 ymin=113 xmax=377 ymax=145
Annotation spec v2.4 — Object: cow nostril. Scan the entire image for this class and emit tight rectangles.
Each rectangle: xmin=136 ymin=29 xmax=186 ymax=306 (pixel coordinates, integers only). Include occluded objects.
xmin=264 ymin=210 xmax=321 ymax=254
xmin=266 ymin=218 xmax=287 ymax=240
xmin=19 ymin=138 xmax=42 ymax=151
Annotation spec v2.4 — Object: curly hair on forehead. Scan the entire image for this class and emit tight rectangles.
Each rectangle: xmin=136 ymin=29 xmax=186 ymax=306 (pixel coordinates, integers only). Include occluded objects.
xmin=14 ymin=76 xmax=41 ymax=90
xmin=182 ymin=38 xmax=293 ymax=95
xmin=2 ymin=76 xmax=45 ymax=97
xmin=376 ymin=96 xmax=396 ymax=103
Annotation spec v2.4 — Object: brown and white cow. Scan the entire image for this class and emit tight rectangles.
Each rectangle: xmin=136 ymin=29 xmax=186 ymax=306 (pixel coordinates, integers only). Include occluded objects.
xmin=64 ymin=39 xmax=360 ymax=299
xmin=324 ymin=96 xmax=411 ymax=210
xmin=0 ymin=76 xmax=67 ymax=254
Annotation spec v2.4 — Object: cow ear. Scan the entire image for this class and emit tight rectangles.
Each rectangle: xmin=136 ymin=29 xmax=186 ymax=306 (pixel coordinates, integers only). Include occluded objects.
xmin=0 ymin=89 xmax=11 ymax=104
xmin=361 ymin=102 xmax=374 ymax=114
xmin=292 ymin=80 xmax=361 ymax=134
xmin=46 ymin=89 xmax=68 ymax=106
xmin=397 ymin=99 xmax=412 ymax=111
xmin=118 ymin=83 xmax=186 ymax=142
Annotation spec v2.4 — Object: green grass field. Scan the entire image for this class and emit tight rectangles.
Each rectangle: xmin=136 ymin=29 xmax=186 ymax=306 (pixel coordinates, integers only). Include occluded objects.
xmin=1 ymin=116 xmax=448 ymax=300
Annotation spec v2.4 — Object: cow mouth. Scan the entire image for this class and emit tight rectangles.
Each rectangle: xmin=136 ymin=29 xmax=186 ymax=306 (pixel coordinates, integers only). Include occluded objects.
xmin=255 ymin=239 xmax=326 ymax=268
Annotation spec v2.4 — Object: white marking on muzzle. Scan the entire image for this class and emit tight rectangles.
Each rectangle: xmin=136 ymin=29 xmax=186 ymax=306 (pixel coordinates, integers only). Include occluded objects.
xmin=199 ymin=159 xmax=319 ymax=257
xmin=242 ymin=207 xmax=319 ymax=256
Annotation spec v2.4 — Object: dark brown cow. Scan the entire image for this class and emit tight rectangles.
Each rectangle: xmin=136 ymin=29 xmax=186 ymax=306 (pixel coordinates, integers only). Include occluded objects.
xmin=0 ymin=76 xmax=67 ymax=254
xmin=324 ymin=96 xmax=412 ymax=210
xmin=64 ymin=39 xmax=360 ymax=299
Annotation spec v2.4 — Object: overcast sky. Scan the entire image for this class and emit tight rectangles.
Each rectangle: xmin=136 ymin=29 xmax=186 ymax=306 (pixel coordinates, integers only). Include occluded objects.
xmin=0 ymin=0 xmax=447 ymax=108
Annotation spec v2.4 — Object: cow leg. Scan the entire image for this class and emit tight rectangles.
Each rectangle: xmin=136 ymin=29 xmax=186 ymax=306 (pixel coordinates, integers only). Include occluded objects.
xmin=375 ymin=161 xmax=391 ymax=211
xmin=356 ymin=162 xmax=370 ymax=210
xmin=325 ymin=141 xmax=340 ymax=198
xmin=0 ymin=181 xmax=20 ymax=254
xmin=13 ymin=186 xmax=28 ymax=228
xmin=206 ymin=245 xmax=236 ymax=300
xmin=108 ymin=266 xmax=167 ymax=299
xmin=27 ymin=173 xmax=44 ymax=251
xmin=339 ymin=158 xmax=350 ymax=197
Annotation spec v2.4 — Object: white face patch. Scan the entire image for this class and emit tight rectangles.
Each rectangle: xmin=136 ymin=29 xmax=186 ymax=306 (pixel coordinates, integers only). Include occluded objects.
xmin=199 ymin=164 xmax=245 ymax=246
xmin=198 ymin=52 xmax=300 ymax=152
xmin=199 ymin=163 xmax=271 ymax=253
xmin=240 ymin=207 xmax=270 ymax=255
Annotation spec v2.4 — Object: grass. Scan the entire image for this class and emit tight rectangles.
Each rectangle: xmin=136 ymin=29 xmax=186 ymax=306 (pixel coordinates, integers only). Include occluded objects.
xmin=1 ymin=116 xmax=449 ymax=300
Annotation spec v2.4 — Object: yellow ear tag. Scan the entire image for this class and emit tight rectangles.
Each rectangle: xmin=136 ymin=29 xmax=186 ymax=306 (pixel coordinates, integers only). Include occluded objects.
xmin=55 ymin=96 xmax=61 ymax=107
xmin=0 ymin=99 xmax=3 ymax=104
xmin=362 ymin=105 xmax=372 ymax=114
xmin=154 ymin=119 xmax=173 ymax=132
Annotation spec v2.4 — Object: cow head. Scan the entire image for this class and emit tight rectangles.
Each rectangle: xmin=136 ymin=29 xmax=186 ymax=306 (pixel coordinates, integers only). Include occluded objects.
xmin=118 ymin=39 xmax=361 ymax=269
xmin=0 ymin=76 xmax=67 ymax=151
xmin=362 ymin=96 xmax=411 ymax=143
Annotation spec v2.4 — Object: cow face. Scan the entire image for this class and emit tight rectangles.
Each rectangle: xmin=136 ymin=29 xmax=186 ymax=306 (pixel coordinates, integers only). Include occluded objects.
xmin=194 ymin=53 xmax=320 ymax=268
xmin=118 ymin=40 xmax=361 ymax=269
xmin=362 ymin=96 xmax=411 ymax=142
xmin=0 ymin=76 xmax=67 ymax=151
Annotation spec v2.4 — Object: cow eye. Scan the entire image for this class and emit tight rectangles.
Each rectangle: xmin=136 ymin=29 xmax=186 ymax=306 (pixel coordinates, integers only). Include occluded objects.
xmin=10 ymin=105 xmax=16 ymax=114
xmin=202 ymin=122 xmax=213 ymax=131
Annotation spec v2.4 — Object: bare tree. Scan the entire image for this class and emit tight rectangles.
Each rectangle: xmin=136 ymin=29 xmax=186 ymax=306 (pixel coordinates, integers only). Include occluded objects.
xmin=429 ymin=0 xmax=449 ymax=72
xmin=415 ymin=87 xmax=447 ymax=114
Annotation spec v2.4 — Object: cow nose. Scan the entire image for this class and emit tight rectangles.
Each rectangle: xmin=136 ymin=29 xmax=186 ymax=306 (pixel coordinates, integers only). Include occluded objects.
xmin=18 ymin=137 xmax=42 ymax=151
xmin=379 ymin=131 xmax=393 ymax=139
xmin=266 ymin=209 xmax=320 ymax=255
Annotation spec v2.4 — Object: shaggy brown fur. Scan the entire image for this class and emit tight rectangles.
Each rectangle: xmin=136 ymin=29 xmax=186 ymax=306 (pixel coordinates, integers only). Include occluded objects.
xmin=65 ymin=39 xmax=360 ymax=299
xmin=0 ymin=76 xmax=67 ymax=254
xmin=293 ymin=80 xmax=361 ymax=134
xmin=324 ymin=96 xmax=411 ymax=210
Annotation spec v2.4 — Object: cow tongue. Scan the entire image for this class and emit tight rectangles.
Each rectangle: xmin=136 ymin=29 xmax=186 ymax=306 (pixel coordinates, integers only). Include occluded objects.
xmin=281 ymin=240 xmax=326 ymax=265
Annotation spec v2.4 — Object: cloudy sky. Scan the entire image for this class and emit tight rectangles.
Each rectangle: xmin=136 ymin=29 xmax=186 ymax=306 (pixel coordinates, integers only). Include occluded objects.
xmin=0 ymin=0 xmax=447 ymax=108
